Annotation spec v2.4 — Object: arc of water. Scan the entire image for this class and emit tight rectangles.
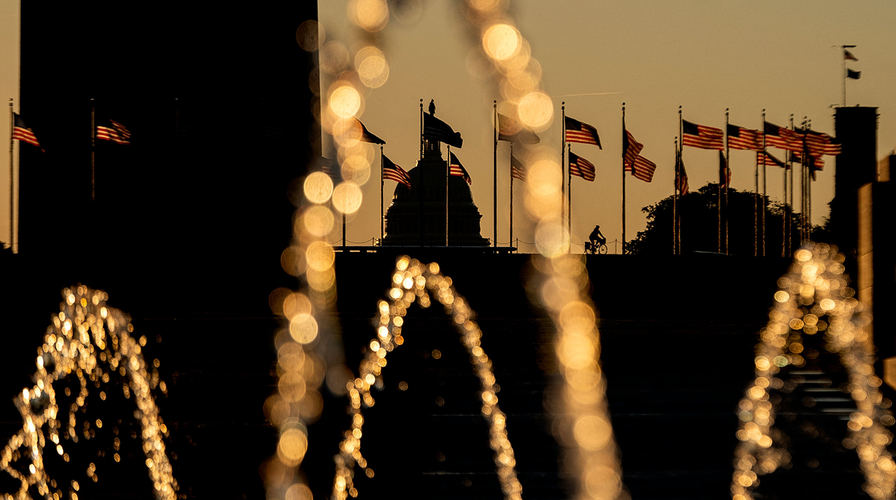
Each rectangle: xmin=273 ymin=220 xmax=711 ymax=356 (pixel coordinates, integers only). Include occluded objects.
xmin=331 ymin=256 xmax=523 ymax=500
xmin=1 ymin=285 xmax=177 ymax=500
xmin=731 ymin=244 xmax=896 ymax=500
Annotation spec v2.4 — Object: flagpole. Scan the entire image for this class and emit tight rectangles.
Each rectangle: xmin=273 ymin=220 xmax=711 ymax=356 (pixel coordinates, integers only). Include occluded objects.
xmin=677 ymin=106 xmax=682 ymax=255
xmin=673 ymin=137 xmax=678 ymax=256
xmin=788 ymin=114 xmax=794 ymax=255
xmin=493 ymin=100 xmax=498 ymax=248
xmin=420 ymin=99 xmax=424 ymax=160
xmin=446 ymin=145 xmax=450 ymax=246
xmin=761 ymin=113 xmax=768 ymax=257
xmin=380 ymin=145 xmax=384 ymax=244
xmin=807 ymin=119 xmax=813 ymax=238
xmin=781 ymin=147 xmax=787 ymax=257
xmin=568 ymin=144 xmax=573 ymax=252
xmin=801 ymin=117 xmax=807 ymax=244
xmin=724 ymin=109 xmax=729 ymax=255
xmin=755 ymin=111 xmax=761 ymax=257
xmin=509 ymin=143 xmax=514 ymax=251
xmin=8 ymin=99 xmax=13 ymax=250
xmin=621 ymin=103 xmax=626 ymax=255
xmin=91 ymin=98 xmax=96 ymax=202
xmin=716 ymin=108 xmax=728 ymax=253
xmin=842 ymin=46 xmax=847 ymax=107
xmin=561 ymin=102 xmax=566 ymax=247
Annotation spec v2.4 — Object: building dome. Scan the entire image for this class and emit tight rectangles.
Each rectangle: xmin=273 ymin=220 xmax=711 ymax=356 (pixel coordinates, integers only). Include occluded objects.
xmin=383 ymin=140 xmax=488 ymax=246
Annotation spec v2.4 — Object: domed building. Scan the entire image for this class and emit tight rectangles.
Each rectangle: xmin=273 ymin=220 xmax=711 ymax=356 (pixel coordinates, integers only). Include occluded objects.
xmin=382 ymin=136 xmax=489 ymax=247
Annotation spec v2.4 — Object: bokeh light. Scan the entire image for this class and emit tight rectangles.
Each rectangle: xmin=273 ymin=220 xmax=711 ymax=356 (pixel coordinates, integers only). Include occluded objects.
xmin=319 ymin=41 xmax=350 ymax=75
xmin=303 ymin=172 xmax=335 ymax=204
xmin=517 ymin=91 xmax=553 ymax=130
xmin=341 ymin=154 xmax=372 ymax=185
xmin=348 ymin=0 xmax=389 ymax=32
xmin=278 ymin=428 xmax=309 ymax=466
xmin=483 ymin=23 xmax=521 ymax=61
xmin=355 ymin=46 xmax=390 ymax=89
xmin=332 ymin=182 xmax=363 ymax=214
xmin=303 ymin=205 xmax=336 ymax=237
xmin=289 ymin=313 xmax=320 ymax=345
xmin=731 ymin=243 xmax=896 ymax=500
xmin=331 ymin=258 xmax=524 ymax=500
xmin=1 ymin=286 xmax=177 ymax=500
xmin=328 ymin=84 xmax=363 ymax=119
xmin=295 ymin=20 xmax=324 ymax=52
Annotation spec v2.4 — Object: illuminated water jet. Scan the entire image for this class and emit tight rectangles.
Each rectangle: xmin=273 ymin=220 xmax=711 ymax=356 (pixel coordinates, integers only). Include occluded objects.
xmin=332 ymin=256 xmax=523 ymax=500
xmin=1 ymin=285 xmax=177 ymax=500
xmin=731 ymin=244 xmax=896 ymax=500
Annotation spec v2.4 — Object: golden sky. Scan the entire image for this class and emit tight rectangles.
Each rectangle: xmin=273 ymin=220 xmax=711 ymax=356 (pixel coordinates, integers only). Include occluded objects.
xmin=3 ymin=1 xmax=896 ymax=252
xmin=319 ymin=0 xmax=896 ymax=251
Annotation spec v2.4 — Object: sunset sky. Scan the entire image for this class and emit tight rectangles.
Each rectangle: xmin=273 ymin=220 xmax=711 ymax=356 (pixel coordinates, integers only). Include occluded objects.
xmin=318 ymin=0 xmax=896 ymax=251
xmin=3 ymin=1 xmax=896 ymax=252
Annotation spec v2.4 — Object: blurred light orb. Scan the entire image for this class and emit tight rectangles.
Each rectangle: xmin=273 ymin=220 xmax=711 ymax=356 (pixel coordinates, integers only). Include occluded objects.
xmin=528 ymin=159 xmax=561 ymax=195
xmin=278 ymin=428 xmax=308 ymax=466
xmin=356 ymin=46 xmax=390 ymax=88
xmin=279 ymin=342 xmax=306 ymax=372
xmin=319 ymin=41 xmax=350 ymax=74
xmin=468 ymin=0 xmax=507 ymax=14
xmin=279 ymin=372 xmax=307 ymax=402
xmin=306 ymin=241 xmax=335 ymax=272
xmin=483 ymin=23 xmax=521 ymax=61
xmin=583 ymin=466 xmax=622 ymax=499
xmin=303 ymin=172 xmax=334 ymax=204
xmin=289 ymin=313 xmax=319 ymax=344
xmin=285 ymin=483 xmax=314 ymax=500
xmin=295 ymin=20 xmax=323 ymax=52
xmin=535 ymin=220 xmax=569 ymax=257
xmin=280 ymin=246 xmax=307 ymax=277
xmin=573 ymin=415 xmax=612 ymax=451
xmin=332 ymin=182 xmax=363 ymax=214
xmin=348 ymin=0 xmax=389 ymax=32
xmin=518 ymin=91 xmax=553 ymax=130
xmin=303 ymin=205 xmax=336 ymax=237
xmin=341 ymin=155 xmax=372 ymax=185
xmin=329 ymin=84 xmax=362 ymax=119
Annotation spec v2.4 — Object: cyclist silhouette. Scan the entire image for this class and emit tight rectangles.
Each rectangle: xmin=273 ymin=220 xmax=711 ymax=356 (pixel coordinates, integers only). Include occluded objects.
xmin=586 ymin=225 xmax=607 ymax=254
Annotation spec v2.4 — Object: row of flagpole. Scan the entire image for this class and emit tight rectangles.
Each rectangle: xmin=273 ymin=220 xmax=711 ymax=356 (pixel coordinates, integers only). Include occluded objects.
xmin=354 ymin=97 xmax=840 ymax=255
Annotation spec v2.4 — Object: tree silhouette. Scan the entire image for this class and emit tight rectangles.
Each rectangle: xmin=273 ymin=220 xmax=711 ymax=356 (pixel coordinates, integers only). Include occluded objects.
xmin=628 ymin=183 xmax=809 ymax=256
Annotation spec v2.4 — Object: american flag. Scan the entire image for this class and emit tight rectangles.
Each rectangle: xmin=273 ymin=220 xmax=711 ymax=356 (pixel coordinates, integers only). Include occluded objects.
xmin=565 ymin=116 xmax=601 ymax=148
xmin=383 ymin=155 xmax=411 ymax=188
xmin=627 ymin=154 xmax=655 ymax=183
xmin=622 ymin=128 xmax=643 ymax=165
xmin=356 ymin=119 xmax=386 ymax=144
xmin=719 ymin=151 xmax=730 ymax=188
xmin=792 ymin=150 xmax=824 ymax=170
xmin=726 ymin=124 xmax=763 ymax=151
xmin=764 ymin=122 xmax=802 ymax=152
xmin=793 ymin=150 xmax=825 ymax=180
xmin=802 ymin=129 xmax=840 ymax=156
xmin=757 ymin=150 xmax=787 ymax=169
xmin=96 ymin=119 xmax=132 ymax=145
xmin=449 ymin=152 xmax=472 ymax=184
xmin=568 ymin=150 xmax=596 ymax=181
xmin=424 ymin=112 xmax=463 ymax=148
xmin=682 ymin=120 xmax=723 ymax=150
xmin=676 ymin=153 xmax=689 ymax=195
xmin=498 ymin=113 xmax=539 ymax=144
xmin=12 ymin=113 xmax=41 ymax=148
xmin=510 ymin=155 xmax=526 ymax=182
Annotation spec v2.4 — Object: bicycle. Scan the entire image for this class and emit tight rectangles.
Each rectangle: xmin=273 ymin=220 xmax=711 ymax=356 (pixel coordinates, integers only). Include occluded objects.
xmin=584 ymin=240 xmax=607 ymax=254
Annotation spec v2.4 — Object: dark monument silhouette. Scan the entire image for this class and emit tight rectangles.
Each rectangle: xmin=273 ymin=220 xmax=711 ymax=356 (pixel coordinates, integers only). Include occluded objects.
xmin=382 ymin=108 xmax=489 ymax=247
